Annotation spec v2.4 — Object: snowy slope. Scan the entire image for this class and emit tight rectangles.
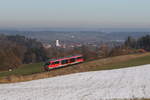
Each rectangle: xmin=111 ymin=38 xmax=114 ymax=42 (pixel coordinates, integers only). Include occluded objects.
xmin=1 ymin=64 xmax=150 ymax=100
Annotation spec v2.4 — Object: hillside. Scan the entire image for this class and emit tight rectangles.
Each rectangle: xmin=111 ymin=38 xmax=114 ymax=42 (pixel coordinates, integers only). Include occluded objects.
xmin=0 ymin=64 xmax=150 ymax=100
xmin=0 ymin=53 xmax=150 ymax=83
xmin=1 ymin=30 xmax=150 ymax=43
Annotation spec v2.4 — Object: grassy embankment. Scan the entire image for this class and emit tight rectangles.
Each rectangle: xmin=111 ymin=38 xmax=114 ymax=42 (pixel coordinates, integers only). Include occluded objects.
xmin=0 ymin=62 xmax=44 ymax=77
xmin=92 ymin=53 xmax=150 ymax=71
xmin=0 ymin=53 xmax=150 ymax=83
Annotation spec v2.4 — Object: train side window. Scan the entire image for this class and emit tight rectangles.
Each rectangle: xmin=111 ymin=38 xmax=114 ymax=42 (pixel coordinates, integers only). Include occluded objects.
xmin=61 ymin=59 xmax=68 ymax=64
xmin=55 ymin=61 xmax=59 ymax=64
xmin=61 ymin=60 xmax=65 ymax=64
xmin=77 ymin=57 xmax=83 ymax=60
xmin=52 ymin=61 xmax=59 ymax=65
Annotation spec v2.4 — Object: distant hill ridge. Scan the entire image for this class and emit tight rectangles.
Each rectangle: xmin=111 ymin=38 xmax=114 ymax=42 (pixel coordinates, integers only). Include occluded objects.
xmin=0 ymin=30 xmax=150 ymax=43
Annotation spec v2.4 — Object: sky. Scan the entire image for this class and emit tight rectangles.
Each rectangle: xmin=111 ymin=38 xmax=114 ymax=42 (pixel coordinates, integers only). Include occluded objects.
xmin=0 ymin=0 xmax=150 ymax=29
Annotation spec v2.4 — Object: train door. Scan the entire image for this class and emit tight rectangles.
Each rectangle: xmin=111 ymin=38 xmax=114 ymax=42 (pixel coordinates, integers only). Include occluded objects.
xmin=69 ymin=58 xmax=76 ymax=63
xmin=61 ymin=59 xmax=69 ymax=65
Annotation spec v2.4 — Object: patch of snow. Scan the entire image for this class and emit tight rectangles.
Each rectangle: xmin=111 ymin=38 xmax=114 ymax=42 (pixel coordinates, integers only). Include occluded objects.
xmin=1 ymin=64 xmax=150 ymax=100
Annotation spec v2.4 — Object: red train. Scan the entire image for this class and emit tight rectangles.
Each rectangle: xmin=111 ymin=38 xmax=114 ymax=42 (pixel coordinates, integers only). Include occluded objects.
xmin=44 ymin=55 xmax=84 ymax=71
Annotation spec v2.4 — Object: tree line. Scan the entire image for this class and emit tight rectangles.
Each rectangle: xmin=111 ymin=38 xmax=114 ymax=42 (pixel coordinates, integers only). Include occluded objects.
xmin=0 ymin=34 xmax=149 ymax=71
xmin=125 ymin=35 xmax=150 ymax=51
xmin=0 ymin=35 xmax=47 ymax=70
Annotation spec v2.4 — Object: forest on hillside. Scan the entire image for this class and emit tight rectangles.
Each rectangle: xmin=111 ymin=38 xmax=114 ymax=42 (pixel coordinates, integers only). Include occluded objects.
xmin=0 ymin=34 xmax=150 ymax=71
xmin=0 ymin=35 xmax=47 ymax=70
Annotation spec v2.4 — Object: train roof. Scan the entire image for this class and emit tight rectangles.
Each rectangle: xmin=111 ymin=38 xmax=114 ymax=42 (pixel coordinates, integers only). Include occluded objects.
xmin=47 ymin=55 xmax=83 ymax=62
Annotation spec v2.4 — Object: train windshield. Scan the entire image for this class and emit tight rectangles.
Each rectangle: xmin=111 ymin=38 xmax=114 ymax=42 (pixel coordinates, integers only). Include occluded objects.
xmin=44 ymin=62 xmax=51 ymax=66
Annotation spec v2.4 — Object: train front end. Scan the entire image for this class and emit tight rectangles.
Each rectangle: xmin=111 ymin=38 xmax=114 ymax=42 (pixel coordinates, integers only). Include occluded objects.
xmin=44 ymin=62 xmax=51 ymax=71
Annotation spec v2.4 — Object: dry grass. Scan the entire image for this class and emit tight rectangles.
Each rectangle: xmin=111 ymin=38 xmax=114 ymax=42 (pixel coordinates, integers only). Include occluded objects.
xmin=0 ymin=53 xmax=150 ymax=83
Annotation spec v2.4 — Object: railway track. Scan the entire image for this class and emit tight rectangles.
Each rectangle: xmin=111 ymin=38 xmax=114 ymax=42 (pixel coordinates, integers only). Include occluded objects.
xmin=0 ymin=53 xmax=150 ymax=83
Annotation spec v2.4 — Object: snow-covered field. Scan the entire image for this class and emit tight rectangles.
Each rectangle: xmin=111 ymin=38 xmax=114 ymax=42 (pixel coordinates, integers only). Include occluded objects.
xmin=1 ymin=64 xmax=150 ymax=100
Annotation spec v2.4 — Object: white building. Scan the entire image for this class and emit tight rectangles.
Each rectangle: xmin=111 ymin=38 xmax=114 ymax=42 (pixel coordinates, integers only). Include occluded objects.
xmin=56 ymin=40 xmax=61 ymax=47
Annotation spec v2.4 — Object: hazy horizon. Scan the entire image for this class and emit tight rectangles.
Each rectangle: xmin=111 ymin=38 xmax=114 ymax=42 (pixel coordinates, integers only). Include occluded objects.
xmin=1 ymin=27 xmax=150 ymax=33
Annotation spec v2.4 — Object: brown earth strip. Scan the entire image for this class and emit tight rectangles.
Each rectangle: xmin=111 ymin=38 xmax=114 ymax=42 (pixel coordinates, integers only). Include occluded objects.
xmin=0 ymin=53 xmax=150 ymax=83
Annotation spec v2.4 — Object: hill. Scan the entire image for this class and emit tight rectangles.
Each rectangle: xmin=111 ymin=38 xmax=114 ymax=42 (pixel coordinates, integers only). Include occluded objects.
xmin=0 ymin=64 xmax=150 ymax=100
xmin=1 ymin=30 xmax=150 ymax=43
xmin=0 ymin=53 xmax=150 ymax=83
